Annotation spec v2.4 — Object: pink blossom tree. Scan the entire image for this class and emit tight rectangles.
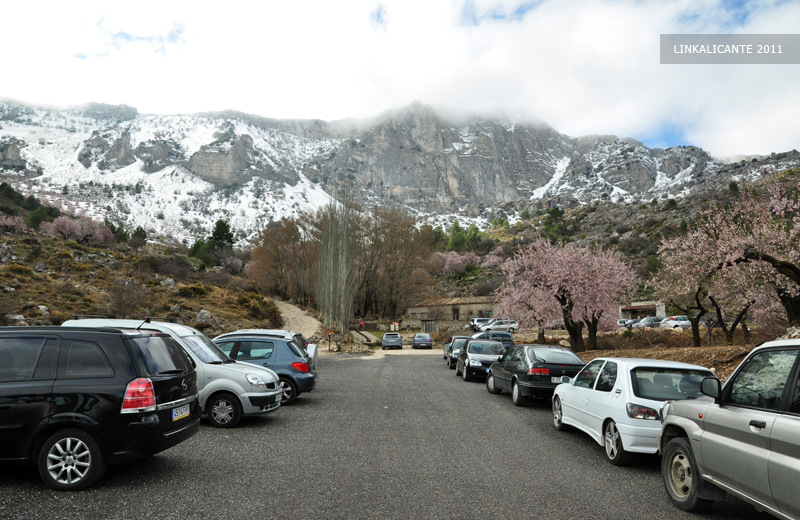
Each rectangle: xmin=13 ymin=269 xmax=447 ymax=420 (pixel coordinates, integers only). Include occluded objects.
xmin=41 ymin=217 xmax=114 ymax=247
xmin=494 ymin=239 xmax=636 ymax=351
xmin=657 ymin=180 xmax=800 ymax=336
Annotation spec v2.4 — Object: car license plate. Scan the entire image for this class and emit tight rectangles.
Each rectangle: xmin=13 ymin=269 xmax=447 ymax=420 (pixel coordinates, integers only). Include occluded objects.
xmin=551 ymin=377 xmax=562 ymax=383
xmin=171 ymin=404 xmax=190 ymax=421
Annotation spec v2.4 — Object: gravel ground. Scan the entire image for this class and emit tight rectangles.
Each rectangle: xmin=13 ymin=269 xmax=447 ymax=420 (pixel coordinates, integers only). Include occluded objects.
xmin=0 ymin=349 xmax=774 ymax=520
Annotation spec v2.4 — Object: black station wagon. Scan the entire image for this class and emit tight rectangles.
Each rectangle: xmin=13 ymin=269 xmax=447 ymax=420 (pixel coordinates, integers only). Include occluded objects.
xmin=0 ymin=327 xmax=200 ymax=490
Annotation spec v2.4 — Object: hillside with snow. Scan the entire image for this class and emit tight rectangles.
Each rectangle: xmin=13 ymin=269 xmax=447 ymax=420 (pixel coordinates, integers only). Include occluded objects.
xmin=1 ymin=100 xmax=797 ymax=245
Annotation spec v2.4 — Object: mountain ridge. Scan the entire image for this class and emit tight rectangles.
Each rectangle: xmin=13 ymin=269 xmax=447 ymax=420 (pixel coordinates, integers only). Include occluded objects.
xmin=1 ymin=99 xmax=798 ymax=245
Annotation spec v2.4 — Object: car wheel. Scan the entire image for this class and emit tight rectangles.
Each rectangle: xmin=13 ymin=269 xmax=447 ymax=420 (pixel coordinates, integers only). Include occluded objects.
xmin=448 ymin=357 xmax=455 ymax=369
xmin=552 ymin=396 xmax=571 ymax=431
xmin=208 ymin=392 xmax=243 ymax=428
xmin=508 ymin=328 xmax=515 ymax=333
xmin=455 ymin=362 xmax=462 ymax=376
xmin=511 ymin=381 xmax=527 ymax=406
xmin=38 ymin=428 xmax=108 ymax=491
xmin=662 ymin=437 xmax=714 ymax=512
xmin=604 ymin=420 xmax=634 ymax=466
xmin=280 ymin=377 xmax=298 ymax=405
xmin=462 ymin=364 xmax=471 ymax=382
xmin=486 ymin=372 xmax=502 ymax=394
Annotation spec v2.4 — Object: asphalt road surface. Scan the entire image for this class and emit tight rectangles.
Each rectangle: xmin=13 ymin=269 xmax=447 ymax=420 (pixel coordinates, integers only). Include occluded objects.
xmin=0 ymin=349 xmax=776 ymax=520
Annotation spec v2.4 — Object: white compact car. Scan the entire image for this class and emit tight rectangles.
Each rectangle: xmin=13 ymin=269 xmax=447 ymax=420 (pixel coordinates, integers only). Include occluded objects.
xmin=552 ymin=357 xmax=714 ymax=465
xmin=62 ymin=319 xmax=283 ymax=428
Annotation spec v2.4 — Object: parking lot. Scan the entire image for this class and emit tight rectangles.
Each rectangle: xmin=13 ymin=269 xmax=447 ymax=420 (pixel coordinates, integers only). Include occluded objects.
xmin=0 ymin=349 xmax=774 ymax=520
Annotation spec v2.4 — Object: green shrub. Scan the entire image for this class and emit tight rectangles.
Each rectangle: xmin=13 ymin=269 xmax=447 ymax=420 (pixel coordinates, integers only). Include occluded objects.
xmin=177 ymin=285 xmax=208 ymax=297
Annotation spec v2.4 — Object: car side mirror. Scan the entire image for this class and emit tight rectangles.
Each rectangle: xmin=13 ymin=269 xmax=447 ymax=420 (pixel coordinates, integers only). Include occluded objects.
xmin=700 ymin=377 xmax=721 ymax=400
xmin=560 ymin=376 xmax=571 ymax=384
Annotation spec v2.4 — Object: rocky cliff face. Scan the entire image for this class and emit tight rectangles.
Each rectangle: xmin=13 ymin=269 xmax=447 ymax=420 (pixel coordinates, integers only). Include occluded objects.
xmin=0 ymin=99 xmax=797 ymax=244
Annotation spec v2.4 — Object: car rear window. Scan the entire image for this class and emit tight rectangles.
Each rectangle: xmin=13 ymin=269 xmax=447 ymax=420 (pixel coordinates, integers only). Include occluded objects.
xmin=528 ymin=348 xmax=584 ymax=365
xmin=127 ymin=335 xmax=193 ymax=377
xmin=284 ymin=340 xmax=305 ymax=358
xmin=631 ymin=367 xmax=714 ymax=401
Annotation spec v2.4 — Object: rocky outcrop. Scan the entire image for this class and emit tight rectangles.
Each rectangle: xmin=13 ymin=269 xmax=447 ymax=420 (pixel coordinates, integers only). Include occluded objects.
xmin=0 ymin=138 xmax=27 ymax=172
xmin=134 ymin=139 xmax=185 ymax=173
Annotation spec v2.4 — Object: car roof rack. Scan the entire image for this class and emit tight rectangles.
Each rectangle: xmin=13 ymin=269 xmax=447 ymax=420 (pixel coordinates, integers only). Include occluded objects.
xmin=143 ymin=317 xmax=176 ymax=323
xmin=71 ymin=314 xmax=109 ymax=320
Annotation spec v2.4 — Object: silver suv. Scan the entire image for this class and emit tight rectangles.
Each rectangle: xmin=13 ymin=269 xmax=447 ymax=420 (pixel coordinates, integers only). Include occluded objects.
xmin=658 ymin=339 xmax=800 ymax=518
xmin=63 ymin=319 xmax=283 ymax=428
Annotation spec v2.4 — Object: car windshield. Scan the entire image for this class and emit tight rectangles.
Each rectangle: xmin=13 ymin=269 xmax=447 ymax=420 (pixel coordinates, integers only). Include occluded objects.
xmin=529 ymin=348 xmax=583 ymax=364
xmin=182 ymin=334 xmax=229 ymax=364
xmin=453 ymin=338 xmax=468 ymax=349
xmin=415 ymin=334 xmax=431 ymax=340
xmin=385 ymin=334 xmax=400 ymax=339
xmin=468 ymin=341 xmax=505 ymax=355
xmin=631 ymin=367 xmax=714 ymax=401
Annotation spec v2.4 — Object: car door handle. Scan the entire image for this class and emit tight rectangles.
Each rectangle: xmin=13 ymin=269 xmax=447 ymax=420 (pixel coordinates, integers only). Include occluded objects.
xmin=20 ymin=397 xmax=45 ymax=403
xmin=749 ymin=420 xmax=767 ymax=429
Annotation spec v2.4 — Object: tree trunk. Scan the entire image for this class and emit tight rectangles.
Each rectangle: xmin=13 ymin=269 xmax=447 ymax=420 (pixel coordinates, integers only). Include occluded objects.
xmin=742 ymin=319 xmax=751 ymax=344
xmin=672 ymin=288 xmax=707 ymax=347
xmin=708 ymin=295 xmax=753 ymax=346
xmin=556 ymin=292 xmax=584 ymax=352
xmin=777 ymin=289 xmax=800 ymax=327
xmin=537 ymin=326 xmax=546 ymax=344
xmin=584 ymin=314 xmax=600 ymax=350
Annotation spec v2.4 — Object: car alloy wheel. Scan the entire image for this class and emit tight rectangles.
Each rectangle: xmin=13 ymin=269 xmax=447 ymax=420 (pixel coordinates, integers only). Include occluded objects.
xmin=661 ymin=437 xmax=713 ymax=511
xmin=552 ymin=397 xmax=570 ymax=431
xmin=604 ymin=420 xmax=633 ymax=466
xmin=38 ymin=428 xmax=107 ymax=491
xmin=512 ymin=381 xmax=526 ymax=406
xmin=462 ymin=363 xmax=471 ymax=381
xmin=486 ymin=373 xmax=501 ymax=394
xmin=209 ymin=392 xmax=242 ymax=428
xmin=280 ymin=377 xmax=298 ymax=405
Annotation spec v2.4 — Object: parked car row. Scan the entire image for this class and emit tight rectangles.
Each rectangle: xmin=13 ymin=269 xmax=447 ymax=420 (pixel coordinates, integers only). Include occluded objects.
xmin=438 ymin=334 xmax=800 ymax=519
xmin=0 ymin=319 xmax=319 ymax=490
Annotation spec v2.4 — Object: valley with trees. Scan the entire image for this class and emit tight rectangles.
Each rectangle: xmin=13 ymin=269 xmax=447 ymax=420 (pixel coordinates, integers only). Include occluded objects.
xmin=0 ymin=167 xmax=798 ymax=378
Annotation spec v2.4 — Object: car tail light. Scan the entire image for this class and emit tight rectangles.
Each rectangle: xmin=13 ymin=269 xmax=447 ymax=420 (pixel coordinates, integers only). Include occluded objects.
xmin=528 ymin=367 xmax=550 ymax=375
xmin=121 ymin=378 xmax=157 ymax=413
xmin=291 ymin=362 xmax=310 ymax=373
xmin=626 ymin=403 xmax=659 ymax=420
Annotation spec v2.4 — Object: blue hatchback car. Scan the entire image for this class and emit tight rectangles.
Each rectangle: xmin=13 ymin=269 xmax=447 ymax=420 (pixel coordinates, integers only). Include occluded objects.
xmin=213 ymin=332 xmax=317 ymax=405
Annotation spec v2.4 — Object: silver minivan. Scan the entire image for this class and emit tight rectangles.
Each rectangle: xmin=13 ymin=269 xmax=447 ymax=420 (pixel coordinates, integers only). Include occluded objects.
xmin=62 ymin=319 xmax=283 ymax=428
xmin=658 ymin=339 xmax=800 ymax=518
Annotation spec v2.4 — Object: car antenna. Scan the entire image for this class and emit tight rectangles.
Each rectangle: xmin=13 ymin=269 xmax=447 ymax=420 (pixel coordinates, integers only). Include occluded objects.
xmin=135 ymin=316 xmax=176 ymax=330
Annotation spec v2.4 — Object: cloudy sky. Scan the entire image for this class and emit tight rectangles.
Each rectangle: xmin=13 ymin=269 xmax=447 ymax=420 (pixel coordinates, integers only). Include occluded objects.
xmin=3 ymin=0 xmax=799 ymax=157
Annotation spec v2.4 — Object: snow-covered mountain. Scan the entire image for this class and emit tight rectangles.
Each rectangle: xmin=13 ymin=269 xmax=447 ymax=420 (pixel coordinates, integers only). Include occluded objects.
xmin=1 ymin=100 xmax=797 ymax=245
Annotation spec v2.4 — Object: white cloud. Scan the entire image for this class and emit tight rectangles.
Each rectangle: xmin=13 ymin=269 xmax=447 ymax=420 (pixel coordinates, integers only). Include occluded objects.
xmin=2 ymin=0 xmax=799 ymax=156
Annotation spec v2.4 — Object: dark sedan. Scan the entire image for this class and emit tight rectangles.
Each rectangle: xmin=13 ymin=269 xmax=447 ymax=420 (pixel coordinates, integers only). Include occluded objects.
xmin=486 ymin=345 xmax=585 ymax=406
xmin=411 ymin=333 xmax=433 ymax=349
xmin=444 ymin=336 xmax=471 ymax=367
xmin=456 ymin=339 xmax=506 ymax=381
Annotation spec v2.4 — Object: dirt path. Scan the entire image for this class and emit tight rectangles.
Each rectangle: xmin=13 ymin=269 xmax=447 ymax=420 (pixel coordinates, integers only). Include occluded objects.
xmin=272 ymin=299 xmax=324 ymax=339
